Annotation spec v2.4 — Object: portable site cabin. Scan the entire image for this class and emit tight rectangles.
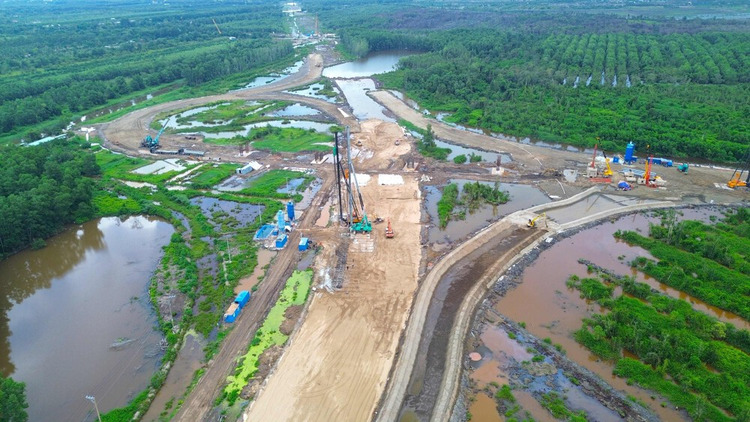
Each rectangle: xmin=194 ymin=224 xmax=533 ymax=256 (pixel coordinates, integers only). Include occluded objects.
xmin=234 ymin=291 xmax=250 ymax=308
xmin=276 ymin=234 xmax=288 ymax=249
xmin=224 ymin=302 xmax=241 ymax=323
xmin=299 ymin=237 xmax=309 ymax=251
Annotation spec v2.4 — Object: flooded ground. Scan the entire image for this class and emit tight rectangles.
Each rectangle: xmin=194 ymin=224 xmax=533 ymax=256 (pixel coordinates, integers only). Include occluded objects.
xmin=398 ymin=227 xmax=539 ymax=422
xmin=424 ymin=180 xmax=551 ymax=244
xmin=237 ymin=60 xmax=304 ymax=90
xmin=480 ymin=207 xmax=737 ymax=421
xmin=322 ymin=50 xmax=413 ymax=78
xmin=433 ymin=139 xmax=512 ymax=164
xmin=143 ymin=332 xmax=206 ymax=422
xmin=0 ymin=216 xmax=173 ymax=421
xmin=189 ymin=197 xmax=265 ymax=230
xmin=199 ymin=119 xmax=335 ymax=140
xmin=269 ymin=103 xmax=321 ymax=117
xmin=285 ymin=82 xmax=340 ymax=103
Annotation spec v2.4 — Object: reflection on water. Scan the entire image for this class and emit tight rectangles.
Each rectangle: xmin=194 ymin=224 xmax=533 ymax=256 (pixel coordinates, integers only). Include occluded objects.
xmin=336 ymin=79 xmax=393 ymax=122
xmin=0 ymin=216 xmax=173 ymax=421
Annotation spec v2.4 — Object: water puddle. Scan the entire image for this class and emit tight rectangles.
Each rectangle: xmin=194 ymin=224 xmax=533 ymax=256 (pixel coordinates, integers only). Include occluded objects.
xmin=188 ymin=197 xmax=264 ymax=230
xmin=424 ymin=180 xmax=550 ymax=244
xmin=285 ymin=82 xmax=340 ymax=103
xmin=199 ymin=119 xmax=335 ymax=140
xmin=269 ymin=103 xmax=321 ymax=117
xmin=468 ymin=393 xmax=502 ymax=422
xmin=399 ymin=228 xmax=539 ymax=421
xmin=236 ymin=248 xmax=276 ymax=292
xmin=276 ymin=178 xmax=305 ymax=194
xmin=143 ymin=332 xmax=206 ymax=421
xmin=433 ymin=139 xmax=512 ymax=164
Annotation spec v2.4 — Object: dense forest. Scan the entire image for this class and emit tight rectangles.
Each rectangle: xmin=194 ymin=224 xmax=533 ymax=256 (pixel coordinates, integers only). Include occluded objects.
xmin=0 ymin=140 xmax=99 ymax=257
xmin=0 ymin=0 xmax=292 ymax=143
xmin=310 ymin=1 xmax=750 ymax=162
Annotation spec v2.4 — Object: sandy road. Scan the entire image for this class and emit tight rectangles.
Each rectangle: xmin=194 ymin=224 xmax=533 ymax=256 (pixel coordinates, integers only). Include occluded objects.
xmin=243 ymin=121 xmax=422 ymax=422
xmin=174 ymin=169 xmax=335 ymax=422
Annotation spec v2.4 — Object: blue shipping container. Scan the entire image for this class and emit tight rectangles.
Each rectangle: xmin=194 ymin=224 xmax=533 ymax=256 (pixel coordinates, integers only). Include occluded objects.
xmin=234 ymin=291 xmax=250 ymax=308
xmin=276 ymin=234 xmax=288 ymax=249
xmin=224 ymin=303 xmax=240 ymax=323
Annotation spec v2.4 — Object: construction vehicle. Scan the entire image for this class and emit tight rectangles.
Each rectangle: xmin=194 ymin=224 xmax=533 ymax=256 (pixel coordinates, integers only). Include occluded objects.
xmin=727 ymin=147 xmax=750 ymax=189
xmin=587 ymin=144 xmax=612 ymax=182
xmin=601 ymin=150 xmax=614 ymax=177
xmin=351 ymin=214 xmax=372 ymax=233
xmin=728 ymin=170 xmax=748 ymax=188
xmin=638 ymin=156 xmax=657 ymax=187
xmin=385 ymin=219 xmax=394 ymax=238
xmin=678 ymin=163 xmax=689 ymax=173
xmin=142 ymin=118 xmax=170 ymax=150
xmin=527 ymin=213 xmax=546 ymax=228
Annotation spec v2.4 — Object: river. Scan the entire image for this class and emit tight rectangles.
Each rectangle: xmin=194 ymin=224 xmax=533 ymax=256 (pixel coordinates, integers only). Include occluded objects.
xmin=0 ymin=216 xmax=173 ymax=421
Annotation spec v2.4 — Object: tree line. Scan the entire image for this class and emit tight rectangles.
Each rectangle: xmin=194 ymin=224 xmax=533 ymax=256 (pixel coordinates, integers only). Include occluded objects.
xmin=0 ymin=139 xmax=99 ymax=257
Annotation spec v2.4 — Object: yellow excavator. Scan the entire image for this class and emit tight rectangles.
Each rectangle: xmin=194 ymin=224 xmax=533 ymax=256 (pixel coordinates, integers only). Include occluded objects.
xmin=527 ymin=213 xmax=546 ymax=228
xmin=728 ymin=170 xmax=748 ymax=189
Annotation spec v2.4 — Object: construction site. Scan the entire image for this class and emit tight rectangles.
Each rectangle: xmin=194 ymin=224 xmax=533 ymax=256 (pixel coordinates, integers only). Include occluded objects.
xmin=92 ymin=40 xmax=748 ymax=422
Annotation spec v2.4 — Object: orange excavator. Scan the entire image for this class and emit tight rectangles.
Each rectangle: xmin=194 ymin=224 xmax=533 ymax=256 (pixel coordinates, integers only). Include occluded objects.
xmin=385 ymin=219 xmax=394 ymax=238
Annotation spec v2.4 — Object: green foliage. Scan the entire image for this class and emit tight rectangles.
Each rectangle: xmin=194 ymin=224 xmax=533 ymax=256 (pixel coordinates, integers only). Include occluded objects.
xmin=0 ymin=2 xmax=293 ymax=141
xmin=241 ymin=169 xmax=313 ymax=199
xmin=615 ymin=225 xmax=750 ymax=320
xmin=437 ymin=183 xmax=459 ymax=229
xmin=0 ymin=375 xmax=28 ymax=422
xmin=0 ymin=139 xmax=99 ymax=257
xmin=379 ymin=28 xmax=750 ymax=162
xmin=223 ymin=270 xmax=313 ymax=401
xmin=188 ymin=164 xmax=239 ymax=189
xmin=566 ymin=276 xmax=614 ymax=302
xmin=250 ymin=126 xmax=333 ymax=153
xmin=495 ymin=385 xmax=516 ymax=402
xmin=469 ymin=153 xmax=482 ymax=163
xmin=570 ymin=269 xmax=750 ymax=418
xmin=453 ymin=154 xmax=467 ymax=164
xmin=417 ymin=124 xmax=451 ymax=160
xmin=540 ymin=392 xmax=588 ymax=421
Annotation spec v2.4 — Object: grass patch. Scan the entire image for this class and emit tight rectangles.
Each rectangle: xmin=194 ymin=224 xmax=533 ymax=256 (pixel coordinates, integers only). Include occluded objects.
xmin=251 ymin=126 xmax=332 ymax=153
xmin=223 ymin=270 xmax=313 ymax=402
xmin=241 ymin=169 xmax=313 ymax=200
xmin=187 ymin=164 xmax=239 ymax=189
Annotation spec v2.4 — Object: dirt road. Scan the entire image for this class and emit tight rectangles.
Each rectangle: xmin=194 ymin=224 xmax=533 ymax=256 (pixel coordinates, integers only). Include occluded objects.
xmin=244 ymin=121 xmax=422 ymax=421
xmin=98 ymin=53 xmax=363 ymax=156
xmin=174 ymin=170 xmax=334 ymax=422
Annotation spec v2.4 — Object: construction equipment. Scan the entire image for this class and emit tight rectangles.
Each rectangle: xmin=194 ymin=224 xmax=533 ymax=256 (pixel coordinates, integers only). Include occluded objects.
xmin=385 ymin=219 xmax=394 ymax=238
xmin=601 ymin=150 xmax=614 ymax=177
xmin=351 ymin=214 xmax=372 ymax=233
xmin=638 ymin=155 xmax=657 ymax=187
xmin=142 ymin=118 xmax=170 ymax=150
xmin=728 ymin=170 xmax=747 ymax=188
xmin=527 ymin=213 xmax=546 ymax=228
xmin=678 ymin=163 xmax=689 ymax=173
xmin=727 ymin=147 xmax=750 ymax=189
xmin=586 ymin=144 xmax=599 ymax=178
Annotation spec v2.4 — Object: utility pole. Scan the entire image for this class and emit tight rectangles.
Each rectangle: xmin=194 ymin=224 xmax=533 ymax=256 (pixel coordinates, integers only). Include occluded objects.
xmin=85 ymin=395 xmax=102 ymax=422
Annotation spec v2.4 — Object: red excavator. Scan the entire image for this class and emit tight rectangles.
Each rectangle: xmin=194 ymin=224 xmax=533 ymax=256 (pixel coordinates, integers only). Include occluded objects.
xmin=385 ymin=219 xmax=394 ymax=238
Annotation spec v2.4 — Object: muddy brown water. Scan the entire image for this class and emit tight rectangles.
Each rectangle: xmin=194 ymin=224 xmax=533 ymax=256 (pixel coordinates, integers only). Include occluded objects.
xmin=424 ymin=181 xmax=551 ymax=244
xmin=398 ymin=228 xmax=537 ymax=422
xmin=143 ymin=332 xmax=205 ymax=422
xmin=0 ymin=216 xmax=173 ymax=422
xmin=489 ymin=207 xmax=736 ymax=421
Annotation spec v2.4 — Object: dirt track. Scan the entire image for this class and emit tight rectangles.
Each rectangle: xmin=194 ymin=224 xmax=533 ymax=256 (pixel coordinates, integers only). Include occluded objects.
xmin=99 ymin=54 xmax=359 ymax=158
xmin=173 ymin=170 xmax=334 ymax=422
